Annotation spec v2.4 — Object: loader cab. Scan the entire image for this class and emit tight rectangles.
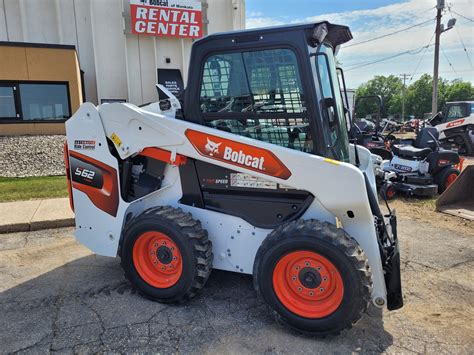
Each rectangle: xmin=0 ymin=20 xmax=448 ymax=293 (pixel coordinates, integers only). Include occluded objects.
xmin=183 ymin=22 xmax=353 ymax=162
xmin=430 ymin=101 xmax=473 ymax=126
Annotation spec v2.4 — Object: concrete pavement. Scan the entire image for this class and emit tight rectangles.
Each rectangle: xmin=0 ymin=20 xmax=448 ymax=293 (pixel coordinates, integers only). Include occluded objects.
xmin=0 ymin=198 xmax=74 ymax=233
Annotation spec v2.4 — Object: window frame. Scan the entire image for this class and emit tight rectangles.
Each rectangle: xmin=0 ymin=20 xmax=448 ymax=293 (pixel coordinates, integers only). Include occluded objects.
xmin=0 ymin=82 xmax=21 ymax=120
xmin=0 ymin=80 xmax=71 ymax=124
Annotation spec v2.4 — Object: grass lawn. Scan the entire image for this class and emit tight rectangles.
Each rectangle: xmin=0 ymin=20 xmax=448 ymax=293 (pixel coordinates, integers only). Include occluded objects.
xmin=0 ymin=176 xmax=69 ymax=202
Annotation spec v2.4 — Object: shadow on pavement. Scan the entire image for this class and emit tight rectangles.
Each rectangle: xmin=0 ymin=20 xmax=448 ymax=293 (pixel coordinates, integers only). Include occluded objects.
xmin=0 ymin=254 xmax=393 ymax=353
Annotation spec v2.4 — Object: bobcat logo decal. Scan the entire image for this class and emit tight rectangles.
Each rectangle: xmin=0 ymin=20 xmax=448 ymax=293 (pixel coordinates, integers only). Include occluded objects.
xmin=185 ymin=129 xmax=292 ymax=180
xmin=205 ymin=138 xmax=222 ymax=156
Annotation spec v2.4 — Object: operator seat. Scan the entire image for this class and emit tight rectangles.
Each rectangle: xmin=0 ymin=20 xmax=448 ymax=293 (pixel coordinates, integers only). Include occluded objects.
xmin=392 ymin=127 xmax=439 ymax=159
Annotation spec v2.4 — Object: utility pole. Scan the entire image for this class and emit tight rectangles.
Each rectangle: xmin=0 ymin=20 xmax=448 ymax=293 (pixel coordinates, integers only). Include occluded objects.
xmin=399 ymin=74 xmax=409 ymax=121
xmin=432 ymin=0 xmax=444 ymax=116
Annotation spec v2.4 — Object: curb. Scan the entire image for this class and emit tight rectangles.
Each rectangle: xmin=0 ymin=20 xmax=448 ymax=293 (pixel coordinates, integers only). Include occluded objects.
xmin=0 ymin=218 xmax=75 ymax=234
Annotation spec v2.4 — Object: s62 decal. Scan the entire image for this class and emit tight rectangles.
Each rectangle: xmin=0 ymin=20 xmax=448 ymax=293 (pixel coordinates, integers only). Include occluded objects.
xmin=68 ymin=151 xmax=119 ymax=217
xmin=185 ymin=129 xmax=292 ymax=180
xmin=70 ymin=157 xmax=103 ymax=189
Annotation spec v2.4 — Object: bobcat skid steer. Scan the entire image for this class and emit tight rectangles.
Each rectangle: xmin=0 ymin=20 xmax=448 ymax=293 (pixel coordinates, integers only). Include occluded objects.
xmin=429 ymin=101 xmax=474 ymax=156
xmin=64 ymin=22 xmax=403 ymax=336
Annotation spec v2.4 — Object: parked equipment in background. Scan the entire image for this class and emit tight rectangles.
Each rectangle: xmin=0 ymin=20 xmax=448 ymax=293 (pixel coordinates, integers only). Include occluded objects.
xmin=429 ymin=101 xmax=474 ymax=156
xmin=436 ymin=165 xmax=474 ymax=220
xmin=64 ymin=22 xmax=403 ymax=336
xmin=351 ymin=95 xmax=395 ymax=160
xmin=381 ymin=127 xmax=461 ymax=199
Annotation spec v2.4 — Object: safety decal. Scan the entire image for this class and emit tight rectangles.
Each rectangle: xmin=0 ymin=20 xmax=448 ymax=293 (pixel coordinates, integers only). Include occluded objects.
xmin=185 ymin=129 xmax=292 ymax=180
xmin=110 ymin=132 xmax=122 ymax=147
xmin=230 ymin=173 xmax=278 ymax=189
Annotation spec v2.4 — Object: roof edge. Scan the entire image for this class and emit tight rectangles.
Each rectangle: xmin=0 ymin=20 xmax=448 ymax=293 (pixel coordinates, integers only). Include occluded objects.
xmin=0 ymin=41 xmax=76 ymax=51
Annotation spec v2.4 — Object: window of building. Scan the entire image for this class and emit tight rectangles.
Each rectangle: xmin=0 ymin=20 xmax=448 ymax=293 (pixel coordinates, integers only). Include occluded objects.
xmin=20 ymin=83 xmax=70 ymax=120
xmin=0 ymin=81 xmax=70 ymax=122
xmin=200 ymin=48 xmax=311 ymax=152
xmin=0 ymin=85 xmax=18 ymax=119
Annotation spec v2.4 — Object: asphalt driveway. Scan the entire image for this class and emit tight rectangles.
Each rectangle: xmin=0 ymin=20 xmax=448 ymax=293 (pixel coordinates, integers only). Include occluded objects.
xmin=0 ymin=217 xmax=472 ymax=353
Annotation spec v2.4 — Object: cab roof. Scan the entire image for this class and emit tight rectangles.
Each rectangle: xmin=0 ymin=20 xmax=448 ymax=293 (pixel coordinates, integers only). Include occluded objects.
xmin=194 ymin=22 xmax=353 ymax=50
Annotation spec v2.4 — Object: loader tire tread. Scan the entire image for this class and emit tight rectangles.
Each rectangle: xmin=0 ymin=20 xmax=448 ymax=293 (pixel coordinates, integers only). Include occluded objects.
xmin=253 ymin=219 xmax=373 ymax=337
xmin=120 ymin=205 xmax=213 ymax=303
xmin=466 ymin=132 xmax=474 ymax=156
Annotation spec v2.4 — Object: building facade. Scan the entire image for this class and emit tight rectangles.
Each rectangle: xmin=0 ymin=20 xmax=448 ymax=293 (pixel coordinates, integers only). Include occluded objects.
xmin=0 ymin=0 xmax=245 ymax=135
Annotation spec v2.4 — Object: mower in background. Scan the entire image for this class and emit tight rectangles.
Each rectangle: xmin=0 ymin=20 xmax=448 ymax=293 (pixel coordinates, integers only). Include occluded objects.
xmin=381 ymin=127 xmax=462 ymax=200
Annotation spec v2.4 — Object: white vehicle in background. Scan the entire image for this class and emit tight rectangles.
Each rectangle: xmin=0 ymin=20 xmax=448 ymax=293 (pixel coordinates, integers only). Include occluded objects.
xmin=429 ymin=101 xmax=474 ymax=156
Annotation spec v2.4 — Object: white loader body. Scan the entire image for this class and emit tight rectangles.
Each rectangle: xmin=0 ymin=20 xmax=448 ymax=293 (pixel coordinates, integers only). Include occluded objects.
xmin=65 ymin=102 xmax=390 ymax=307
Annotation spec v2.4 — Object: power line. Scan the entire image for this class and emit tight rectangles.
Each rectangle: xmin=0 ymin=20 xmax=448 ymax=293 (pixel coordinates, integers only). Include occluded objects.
xmin=409 ymin=32 xmax=435 ymax=82
xmin=441 ymin=47 xmax=458 ymax=75
xmin=344 ymin=18 xmax=435 ymax=48
xmin=450 ymin=9 xmax=474 ymax=22
xmin=448 ymin=6 xmax=473 ymax=69
xmin=345 ymin=44 xmax=434 ymax=71
xmin=411 ymin=68 xmax=473 ymax=75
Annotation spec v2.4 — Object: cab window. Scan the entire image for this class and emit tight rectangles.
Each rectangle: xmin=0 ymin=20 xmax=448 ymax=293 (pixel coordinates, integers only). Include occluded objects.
xmin=445 ymin=103 xmax=469 ymax=122
xmin=199 ymin=49 xmax=313 ymax=153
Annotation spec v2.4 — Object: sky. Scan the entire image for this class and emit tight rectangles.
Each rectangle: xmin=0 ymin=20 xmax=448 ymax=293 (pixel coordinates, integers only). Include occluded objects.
xmin=245 ymin=0 xmax=474 ymax=89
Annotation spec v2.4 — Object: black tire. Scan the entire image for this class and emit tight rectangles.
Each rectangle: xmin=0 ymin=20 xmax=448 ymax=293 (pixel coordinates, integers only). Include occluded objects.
xmin=381 ymin=182 xmax=397 ymax=200
xmin=461 ymin=132 xmax=473 ymax=156
xmin=435 ymin=166 xmax=460 ymax=194
xmin=120 ymin=206 xmax=213 ymax=303
xmin=253 ymin=219 xmax=372 ymax=336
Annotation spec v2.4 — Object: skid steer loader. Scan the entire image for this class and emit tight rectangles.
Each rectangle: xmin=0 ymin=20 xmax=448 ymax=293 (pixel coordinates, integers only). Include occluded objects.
xmin=428 ymin=101 xmax=474 ymax=156
xmin=64 ymin=22 xmax=403 ymax=336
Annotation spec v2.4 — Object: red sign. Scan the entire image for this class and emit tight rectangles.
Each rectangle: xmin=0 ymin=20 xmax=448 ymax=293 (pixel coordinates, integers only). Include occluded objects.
xmin=130 ymin=0 xmax=202 ymax=38
xmin=185 ymin=129 xmax=292 ymax=180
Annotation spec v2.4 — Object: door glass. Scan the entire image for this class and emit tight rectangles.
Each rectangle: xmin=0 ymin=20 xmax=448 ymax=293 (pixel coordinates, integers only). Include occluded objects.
xmin=446 ymin=105 xmax=463 ymax=121
xmin=205 ymin=117 xmax=313 ymax=152
xmin=315 ymin=44 xmax=350 ymax=162
xmin=19 ymin=83 xmax=70 ymax=120
xmin=243 ymin=49 xmax=306 ymax=114
xmin=200 ymin=49 xmax=312 ymax=153
xmin=0 ymin=86 xmax=17 ymax=118
xmin=200 ymin=53 xmax=250 ymax=113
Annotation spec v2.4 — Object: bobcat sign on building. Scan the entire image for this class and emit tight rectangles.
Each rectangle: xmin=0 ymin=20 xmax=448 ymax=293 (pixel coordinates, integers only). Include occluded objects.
xmin=130 ymin=0 xmax=203 ymax=38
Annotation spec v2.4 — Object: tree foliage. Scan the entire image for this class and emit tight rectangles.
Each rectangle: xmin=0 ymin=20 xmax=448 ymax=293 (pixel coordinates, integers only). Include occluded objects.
xmin=355 ymin=74 xmax=474 ymax=119
xmin=355 ymin=75 xmax=402 ymax=118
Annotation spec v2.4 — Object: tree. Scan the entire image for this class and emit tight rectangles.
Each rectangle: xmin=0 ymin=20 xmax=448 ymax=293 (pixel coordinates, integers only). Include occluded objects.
xmin=355 ymin=74 xmax=474 ymax=119
xmin=354 ymin=75 xmax=403 ymax=118
xmin=444 ymin=80 xmax=474 ymax=102
xmin=405 ymin=74 xmax=434 ymax=118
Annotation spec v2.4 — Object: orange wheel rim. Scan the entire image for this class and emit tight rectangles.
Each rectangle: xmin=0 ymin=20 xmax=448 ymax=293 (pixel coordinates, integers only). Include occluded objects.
xmin=273 ymin=251 xmax=344 ymax=318
xmin=133 ymin=231 xmax=183 ymax=288
xmin=386 ymin=187 xmax=395 ymax=198
xmin=446 ymin=173 xmax=458 ymax=188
